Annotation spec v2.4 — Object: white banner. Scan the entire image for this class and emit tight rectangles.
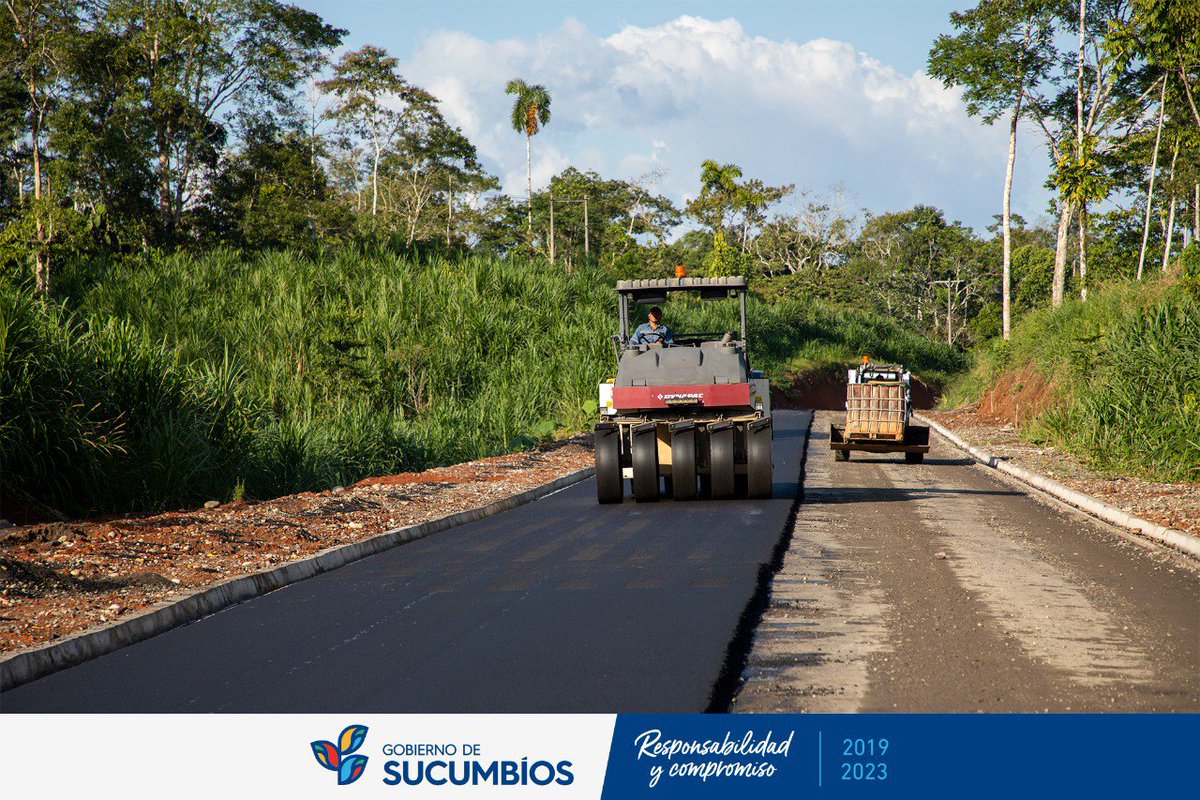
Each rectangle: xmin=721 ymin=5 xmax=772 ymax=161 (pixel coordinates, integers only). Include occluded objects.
xmin=0 ymin=714 xmax=617 ymax=799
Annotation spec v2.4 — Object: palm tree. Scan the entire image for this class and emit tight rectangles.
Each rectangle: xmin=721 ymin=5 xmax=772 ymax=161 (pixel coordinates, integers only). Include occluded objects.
xmin=505 ymin=78 xmax=552 ymax=233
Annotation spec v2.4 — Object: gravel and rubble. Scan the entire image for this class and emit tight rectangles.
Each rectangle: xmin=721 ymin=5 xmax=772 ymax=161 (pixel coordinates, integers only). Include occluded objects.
xmin=0 ymin=437 xmax=592 ymax=655
xmin=925 ymin=409 xmax=1199 ymax=540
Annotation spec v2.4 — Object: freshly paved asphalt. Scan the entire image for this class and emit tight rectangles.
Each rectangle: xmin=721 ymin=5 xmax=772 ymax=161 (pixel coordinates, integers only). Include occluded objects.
xmin=1 ymin=411 xmax=811 ymax=713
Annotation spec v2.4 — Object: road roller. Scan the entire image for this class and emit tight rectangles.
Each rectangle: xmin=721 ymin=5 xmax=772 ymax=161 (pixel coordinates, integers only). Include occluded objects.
xmin=593 ymin=275 xmax=773 ymax=503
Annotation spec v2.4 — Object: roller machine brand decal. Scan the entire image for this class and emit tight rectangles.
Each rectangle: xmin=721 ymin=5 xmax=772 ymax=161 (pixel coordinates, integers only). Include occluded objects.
xmin=612 ymin=383 xmax=752 ymax=410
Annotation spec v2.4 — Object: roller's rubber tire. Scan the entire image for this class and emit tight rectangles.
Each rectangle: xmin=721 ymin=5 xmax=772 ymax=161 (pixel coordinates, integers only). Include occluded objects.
xmin=905 ymin=451 xmax=924 ymax=464
xmin=709 ymin=426 xmax=736 ymax=500
xmin=631 ymin=426 xmax=660 ymax=502
xmin=747 ymin=422 xmax=773 ymax=499
xmin=671 ymin=427 xmax=697 ymax=500
xmin=834 ymin=449 xmax=850 ymax=462
xmin=595 ymin=426 xmax=623 ymax=504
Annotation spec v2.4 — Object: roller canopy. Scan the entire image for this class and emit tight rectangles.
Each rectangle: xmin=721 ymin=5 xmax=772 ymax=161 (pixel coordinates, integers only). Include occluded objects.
xmin=616 ymin=276 xmax=746 ymax=304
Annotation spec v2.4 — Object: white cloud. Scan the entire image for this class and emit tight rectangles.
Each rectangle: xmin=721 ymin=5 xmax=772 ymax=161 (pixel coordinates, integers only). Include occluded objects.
xmin=402 ymin=15 xmax=1050 ymax=231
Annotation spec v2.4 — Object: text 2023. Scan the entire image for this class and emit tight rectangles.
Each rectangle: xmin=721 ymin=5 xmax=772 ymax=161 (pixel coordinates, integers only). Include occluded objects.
xmin=841 ymin=738 xmax=888 ymax=781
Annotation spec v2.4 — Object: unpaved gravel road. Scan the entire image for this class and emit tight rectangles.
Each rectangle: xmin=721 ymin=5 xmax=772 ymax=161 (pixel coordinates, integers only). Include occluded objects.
xmin=736 ymin=411 xmax=1200 ymax=712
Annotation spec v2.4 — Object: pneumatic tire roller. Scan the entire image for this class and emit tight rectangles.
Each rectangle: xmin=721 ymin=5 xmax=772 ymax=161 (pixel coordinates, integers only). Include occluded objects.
xmin=593 ymin=276 xmax=773 ymax=503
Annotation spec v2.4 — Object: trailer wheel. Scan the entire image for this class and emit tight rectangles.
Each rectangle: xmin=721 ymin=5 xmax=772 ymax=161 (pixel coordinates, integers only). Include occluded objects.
xmin=631 ymin=425 xmax=660 ymax=502
xmin=834 ymin=449 xmax=850 ymax=462
xmin=747 ymin=421 xmax=773 ymax=499
xmin=905 ymin=451 xmax=924 ymax=464
xmin=709 ymin=425 xmax=736 ymax=500
xmin=595 ymin=426 xmax=623 ymax=503
xmin=671 ymin=427 xmax=697 ymax=500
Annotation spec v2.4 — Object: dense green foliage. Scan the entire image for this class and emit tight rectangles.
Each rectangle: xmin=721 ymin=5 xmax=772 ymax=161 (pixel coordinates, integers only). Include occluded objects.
xmin=2 ymin=0 xmax=1196 ymax=518
xmin=3 ymin=250 xmax=605 ymax=513
xmin=945 ymin=268 xmax=1200 ymax=482
xmin=0 ymin=283 xmax=255 ymax=512
xmin=2 ymin=247 xmax=961 ymax=515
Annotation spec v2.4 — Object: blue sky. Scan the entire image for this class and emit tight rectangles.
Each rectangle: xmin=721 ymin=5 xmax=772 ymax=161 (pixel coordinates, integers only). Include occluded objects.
xmin=295 ymin=1 xmax=1056 ymax=233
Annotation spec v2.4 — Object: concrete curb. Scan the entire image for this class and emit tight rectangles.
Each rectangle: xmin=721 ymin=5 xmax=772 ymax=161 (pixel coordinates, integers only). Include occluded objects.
xmin=915 ymin=413 xmax=1200 ymax=561
xmin=1 ymin=465 xmax=595 ymax=692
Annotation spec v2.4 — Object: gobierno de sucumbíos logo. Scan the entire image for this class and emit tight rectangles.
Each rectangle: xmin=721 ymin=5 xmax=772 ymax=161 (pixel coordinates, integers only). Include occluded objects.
xmin=311 ymin=724 xmax=370 ymax=785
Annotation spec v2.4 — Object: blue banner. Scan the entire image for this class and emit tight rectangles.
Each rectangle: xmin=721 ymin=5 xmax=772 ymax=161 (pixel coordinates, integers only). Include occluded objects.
xmin=600 ymin=713 xmax=1196 ymax=798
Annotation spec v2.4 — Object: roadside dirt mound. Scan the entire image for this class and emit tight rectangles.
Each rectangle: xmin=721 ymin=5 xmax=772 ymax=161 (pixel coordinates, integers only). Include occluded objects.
xmin=972 ymin=366 xmax=1062 ymax=428
xmin=0 ymin=554 xmax=175 ymax=599
xmin=353 ymin=436 xmax=590 ymax=488
xmin=771 ymin=364 xmax=939 ymax=410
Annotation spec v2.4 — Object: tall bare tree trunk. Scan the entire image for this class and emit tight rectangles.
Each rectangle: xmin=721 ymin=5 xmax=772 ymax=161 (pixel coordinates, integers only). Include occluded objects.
xmin=1162 ymin=140 xmax=1180 ymax=271
xmin=525 ymin=132 xmax=532 ymax=234
xmin=446 ymin=175 xmax=453 ymax=247
xmin=946 ymin=286 xmax=953 ymax=346
xmin=1076 ymin=0 xmax=1085 ymax=157
xmin=1075 ymin=0 xmax=1086 ymax=300
xmin=1078 ymin=213 xmax=1087 ymax=300
xmin=156 ymin=143 xmax=173 ymax=230
xmin=1162 ymin=196 xmax=1177 ymax=270
xmin=1181 ymin=70 xmax=1200 ymax=130
xmin=31 ymin=107 xmax=49 ymax=295
xmin=1052 ymin=200 xmax=1071 ymax=306
xmin=548 ymin=194 xmax=555 ymax=264
xmin=1002 ymin=101 xmax=1020 ymax=340
xmin=33 ymin=203 xmax=48 ymax=296
xmin=371 ymin=140 xmax=380 ymax=216
xmin=149 ymin=32 xmax=176 ymax=239
xmin=1137 ymin=77 xmax=1167 ymax=280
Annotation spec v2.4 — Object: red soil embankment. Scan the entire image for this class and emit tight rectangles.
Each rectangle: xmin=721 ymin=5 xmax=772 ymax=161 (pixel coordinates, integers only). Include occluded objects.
xmin=771 ymin=364 xmax=938 ymax=411
xmin=971 ymin=366 xmax=1062 ymax=428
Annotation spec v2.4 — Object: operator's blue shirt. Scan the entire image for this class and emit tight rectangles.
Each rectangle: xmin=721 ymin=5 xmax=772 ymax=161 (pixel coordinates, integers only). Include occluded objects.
xmin=629 ymin=322 xmax=673 ymax=345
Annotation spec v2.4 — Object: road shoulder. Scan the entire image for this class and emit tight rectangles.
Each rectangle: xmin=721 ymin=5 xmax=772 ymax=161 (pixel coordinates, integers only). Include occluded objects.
xmin=919 ymin=411 xmax=1199 ymax=559
xmin=922 ymin=409 xmax=1198 ymax=542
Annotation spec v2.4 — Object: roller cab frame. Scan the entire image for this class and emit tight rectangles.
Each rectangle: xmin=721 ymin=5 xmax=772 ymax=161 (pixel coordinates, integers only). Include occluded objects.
xmin=830 ymin=361 xmax=930 ymax=464
xmin=593 ymin=276 xmax=773 ymax=503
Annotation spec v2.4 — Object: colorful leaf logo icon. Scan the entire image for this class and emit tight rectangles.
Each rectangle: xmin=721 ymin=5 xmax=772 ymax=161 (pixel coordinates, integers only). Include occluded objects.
xmin=339 ymin=754 xmax=368 ymax=786
xmin=311 ymin=740 xmax=340 ymax=770
xmin=339 ymin=724 xmax=369 ymax=755
xmin=311 ymin=724 xmax=369 ymax=785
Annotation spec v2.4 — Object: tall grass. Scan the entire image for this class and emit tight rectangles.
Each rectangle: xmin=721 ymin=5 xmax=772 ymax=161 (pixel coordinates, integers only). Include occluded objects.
xmin=4 ymin=247 xmax=963 ymax=515
xmin=944 ymin=277 xmax=1200 ymax=483
xmin=49 ymin=248 xmax=616 ymax=511
xmin=0 ymin=286 xmax=257 ymax=512
xmin=661 ymin=293 xmax=965 ymax=388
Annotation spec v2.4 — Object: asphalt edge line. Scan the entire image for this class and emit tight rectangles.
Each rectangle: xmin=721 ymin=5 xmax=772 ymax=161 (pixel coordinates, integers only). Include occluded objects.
xmin=915 ymin=413 xmax=1200 ymax=561
xmin=1 ymin=465 xmax=596 ymax=693
xmin=706 ymin=411 xmax=814 ymax=713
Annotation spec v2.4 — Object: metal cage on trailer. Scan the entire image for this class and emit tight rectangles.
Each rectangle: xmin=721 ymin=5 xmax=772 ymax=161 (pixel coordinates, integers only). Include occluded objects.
xmin=829 ymin=360 xmax=930 ymax=463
